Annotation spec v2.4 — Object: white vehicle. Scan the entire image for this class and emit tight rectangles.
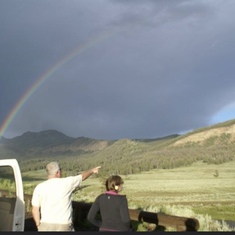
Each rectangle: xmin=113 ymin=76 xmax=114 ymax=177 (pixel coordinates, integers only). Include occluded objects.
xmin=0 ymin=159 xmax=25 ymax=231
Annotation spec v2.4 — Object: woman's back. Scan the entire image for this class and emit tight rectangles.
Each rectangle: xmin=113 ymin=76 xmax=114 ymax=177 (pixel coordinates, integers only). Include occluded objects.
xmin=87 ymin=175 xmax=131 ymax=231
xmin=97 ymin=193 xmax=130 ymax=231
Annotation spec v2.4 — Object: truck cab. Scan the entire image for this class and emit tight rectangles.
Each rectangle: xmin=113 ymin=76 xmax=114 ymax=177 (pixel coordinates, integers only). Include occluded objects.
xmin=0 ymin=159 xmax=25 ymax=231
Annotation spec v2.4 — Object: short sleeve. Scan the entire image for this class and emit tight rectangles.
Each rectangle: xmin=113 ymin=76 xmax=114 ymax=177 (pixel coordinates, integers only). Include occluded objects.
xmin=66 ymin=174 xmax=83 ymax=190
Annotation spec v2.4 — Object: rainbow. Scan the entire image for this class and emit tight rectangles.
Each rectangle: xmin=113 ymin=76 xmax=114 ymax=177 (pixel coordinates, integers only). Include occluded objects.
xmin=0 ymin=25 xmax=129 ymax=139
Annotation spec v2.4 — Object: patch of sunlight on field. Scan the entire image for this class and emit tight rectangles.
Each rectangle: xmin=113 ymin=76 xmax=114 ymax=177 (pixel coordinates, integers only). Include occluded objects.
xmin=81 ymin=160 xmax=235 ymax=198
xmin=80 ymin=160 xmax=235 ymax=224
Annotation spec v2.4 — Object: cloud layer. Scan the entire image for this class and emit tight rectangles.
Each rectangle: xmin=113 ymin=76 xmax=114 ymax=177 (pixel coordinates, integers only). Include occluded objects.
xmin=1 ymin=0 xmax=235 ymax=139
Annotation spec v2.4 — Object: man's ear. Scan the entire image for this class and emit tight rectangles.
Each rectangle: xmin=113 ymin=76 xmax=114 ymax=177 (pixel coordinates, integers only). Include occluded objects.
xmin=56 ymin=170 xmax=61 ymax=177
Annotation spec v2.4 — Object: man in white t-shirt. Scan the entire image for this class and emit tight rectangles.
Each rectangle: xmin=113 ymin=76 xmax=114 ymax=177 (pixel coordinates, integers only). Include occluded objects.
xmin=31 ymin=161 xmax=101 ymax=231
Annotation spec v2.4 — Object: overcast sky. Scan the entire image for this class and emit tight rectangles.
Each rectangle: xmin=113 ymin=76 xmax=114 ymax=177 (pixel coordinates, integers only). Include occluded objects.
xmin=1 ymin=0 xmax=235 ymax=140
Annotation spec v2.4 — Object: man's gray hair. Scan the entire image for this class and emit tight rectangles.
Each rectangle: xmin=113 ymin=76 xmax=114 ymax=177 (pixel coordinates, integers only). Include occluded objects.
xmin=46 ymin=162 xmax=60 ymax=176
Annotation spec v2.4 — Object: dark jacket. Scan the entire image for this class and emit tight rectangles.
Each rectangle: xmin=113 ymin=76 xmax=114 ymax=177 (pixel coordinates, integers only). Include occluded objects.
xmin=87 ymin=192 xmax=131 ymax=231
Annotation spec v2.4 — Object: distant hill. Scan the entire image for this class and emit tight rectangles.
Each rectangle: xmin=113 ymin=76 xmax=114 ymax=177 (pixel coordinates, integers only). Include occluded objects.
xmin=1 ymin=119 xmax=235 ymax=174
xmin=0 ymin=129 xmax=179 ymax=157
xmin=0 ymin=129 xmax=114 ymax=157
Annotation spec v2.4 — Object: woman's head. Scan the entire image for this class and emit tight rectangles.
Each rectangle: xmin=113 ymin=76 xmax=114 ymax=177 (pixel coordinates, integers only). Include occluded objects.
xmin=105 ymin=175 xmax=124 ymax=192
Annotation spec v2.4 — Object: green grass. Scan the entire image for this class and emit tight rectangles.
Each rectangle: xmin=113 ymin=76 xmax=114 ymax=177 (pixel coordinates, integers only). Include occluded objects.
xmin=77 ymin=160 xmax=235 ymax=231
xmin=193 ymin=203 xmax=235 ymax=221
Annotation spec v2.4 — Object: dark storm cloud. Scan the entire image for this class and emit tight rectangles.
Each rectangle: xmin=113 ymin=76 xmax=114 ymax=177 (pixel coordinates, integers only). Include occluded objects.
xmin=1 ymin=0 xmax=235 ymax=139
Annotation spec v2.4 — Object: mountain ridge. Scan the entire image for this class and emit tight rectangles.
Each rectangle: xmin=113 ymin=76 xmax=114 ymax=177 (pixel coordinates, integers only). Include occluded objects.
xmin=0 ymin=119 xmax=235 ymax=162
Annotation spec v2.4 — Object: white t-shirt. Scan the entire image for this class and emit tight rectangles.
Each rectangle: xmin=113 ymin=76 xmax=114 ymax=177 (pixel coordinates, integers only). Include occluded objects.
xmin=31 ymin=175 xmax=82 ymax=224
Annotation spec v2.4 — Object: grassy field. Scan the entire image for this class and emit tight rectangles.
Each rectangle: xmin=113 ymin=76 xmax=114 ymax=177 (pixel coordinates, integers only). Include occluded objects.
xmin=19 ymin=160 xmax=235 ymax=231
xmin=73 ymin=160 xmax=235 ymax=231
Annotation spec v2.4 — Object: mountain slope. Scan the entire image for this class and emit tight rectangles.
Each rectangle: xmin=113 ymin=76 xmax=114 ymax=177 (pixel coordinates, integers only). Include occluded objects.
xmin=171 ymin=119 xmax=235 ymax=146
xmin=1 ymin=119 xmax=235 ymax=175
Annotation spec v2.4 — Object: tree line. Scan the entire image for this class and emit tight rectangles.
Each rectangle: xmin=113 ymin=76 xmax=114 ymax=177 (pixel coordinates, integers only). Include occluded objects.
xmin=17 ymin=141 xmax=235 ymax=177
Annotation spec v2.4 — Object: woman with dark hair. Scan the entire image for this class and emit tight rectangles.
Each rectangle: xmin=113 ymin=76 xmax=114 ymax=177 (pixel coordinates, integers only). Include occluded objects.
xmin=87 ymin=175 xmax=131 ymax=231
